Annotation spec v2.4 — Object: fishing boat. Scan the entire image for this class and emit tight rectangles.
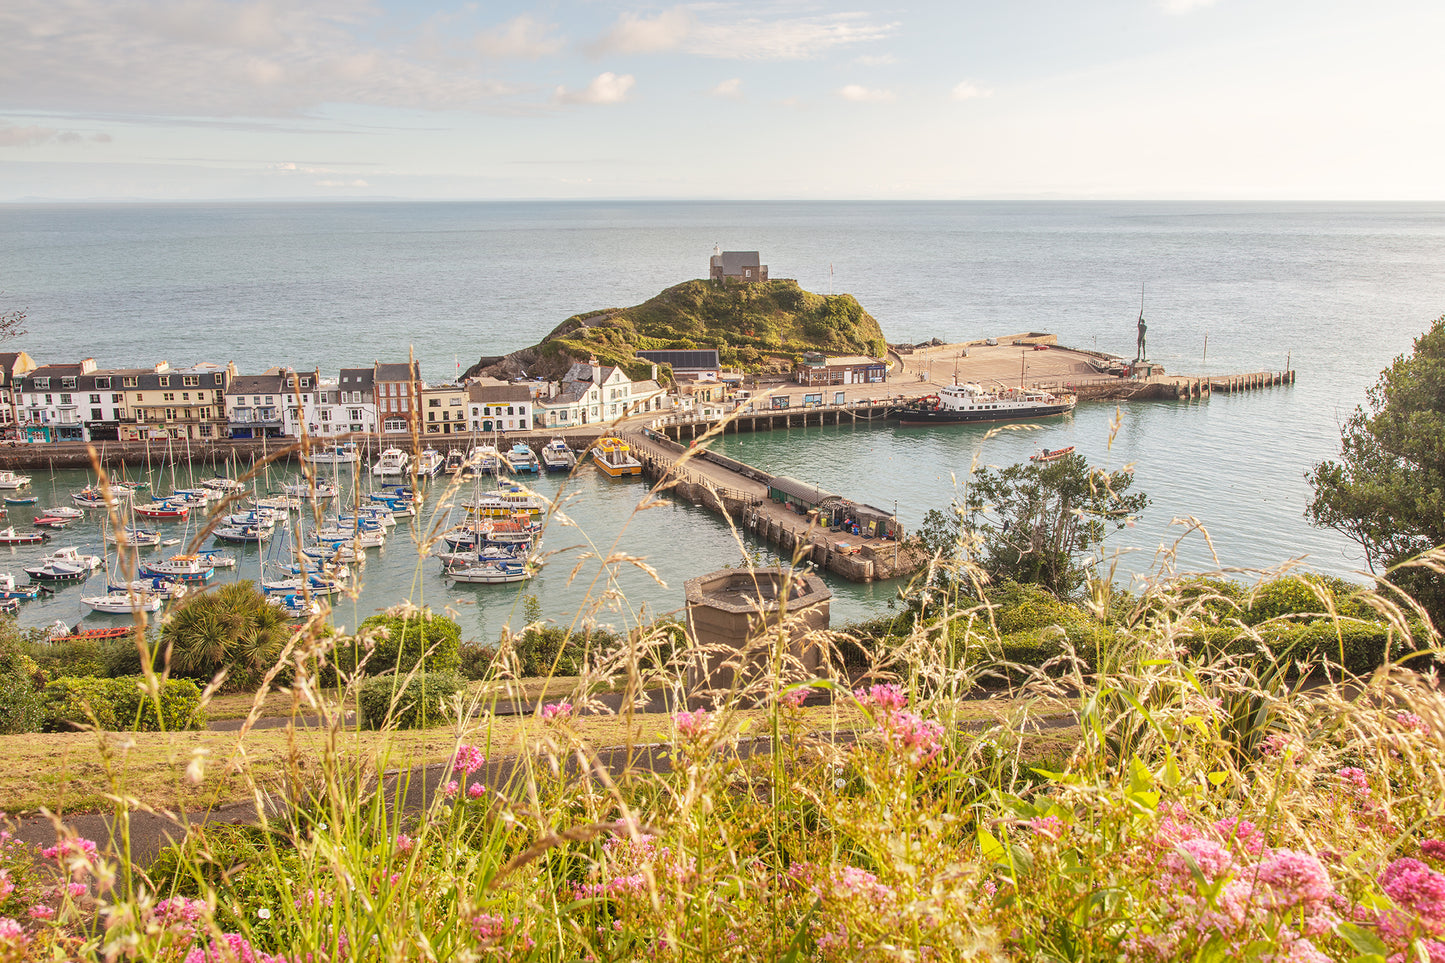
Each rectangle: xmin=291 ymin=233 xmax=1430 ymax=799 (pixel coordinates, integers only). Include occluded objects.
xmin=3 ymin=496 xmax=37 ymax=506
xmin=443 ymin=557 xmax=532 ymax=584
xmin=371 ymin=448 xmax=410 ymax=477
xmin=0 ymin=526 xmax=47 ymax=545
xmin=109 ymin=526 xmax=162 ymax=548
xmin=139 ymin=554 xmax=215 ymax=583
xmin=25 ymin=546 xmax=102 ymax=582
xmin=892 ymin=382 xmax=1077 ymax=427
xmin=591 ymin=437 xmax=643 ymax=477
xmin=0 ymin=471 xmax=31 ymax=490
xmin=443 ymin=448 xmax=467 ymax=474
xmin=81 ymin=591 xmax=163 ymax=615
xmin=212 ymin=524 xmax=272 ymax=544
xmin=0 ymin=574 xmax=41 ymax=601
xmin=462 ymin=445 xmax=500 ymax=477
xmin=135 ymin=502 xmax=189 ymax=520
xmin=415 ymin=448 xmax=445 ymax=477
xmin=1030 ymin=446 xmax=1076 ymax=463
xmin=539 ymin=438 xmax=577 ymax=472
xmin=301 ymin=441 xmax=360 ymax=466
xmin=503 ymin=443 xmax=540 ymax=474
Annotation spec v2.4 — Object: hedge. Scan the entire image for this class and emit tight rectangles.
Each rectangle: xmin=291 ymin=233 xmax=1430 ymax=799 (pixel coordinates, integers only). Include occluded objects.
xmin=358 ymin=671 xmax=465 ymax=730
xmin=1182 ymin=618 xmax=1417 ymax=675
xmin=333 ymin=610 xmax=461 ymax=678
xmin=41 ymin=675 xmax=205 ymax=732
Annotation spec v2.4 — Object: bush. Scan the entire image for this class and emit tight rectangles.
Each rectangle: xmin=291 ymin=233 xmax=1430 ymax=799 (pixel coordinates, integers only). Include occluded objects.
xmin=163 ymin=581 xmax=290 ymax=691
xmin=41 ymin=675 xmax=205 ymax=732
xmin=27 ymin=635 xmax=136 ymax=680
xmin=358 ymin=671 xmax=465 ymax=729
xmin=1241 ymin=575 xmax=1376 ymax=625
xmin=514 ymin=625 xmax=616 ymax=677
xmin=0 ymin=670 xmax=43 ymax=734
xmin=457 ymin=643 xmax=498 ymax=681
xmin=1183 ymin=617 xmax=1417 ymax=676
xmin=988 ymin=581 xmax=1089 ymax=635
xmin=338 ymin=609 xmax=461 ymax=678
xmin=148 ymin=823 xmax=303 ymax=933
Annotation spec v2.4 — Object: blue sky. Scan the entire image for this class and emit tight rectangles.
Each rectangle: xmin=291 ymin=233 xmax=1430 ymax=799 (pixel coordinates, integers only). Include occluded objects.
xmin=2 ymin=0 xmax=1443 ymax=200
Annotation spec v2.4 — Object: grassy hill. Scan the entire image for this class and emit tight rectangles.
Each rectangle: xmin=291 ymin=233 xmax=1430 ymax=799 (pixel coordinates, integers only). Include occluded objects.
xmin=472 ymin=279 xmax=887 ymax=382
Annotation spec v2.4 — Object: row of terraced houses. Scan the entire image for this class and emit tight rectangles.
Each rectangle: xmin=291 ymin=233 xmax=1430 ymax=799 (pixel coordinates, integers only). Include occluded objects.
xmin=0 ymin=353 xmax=682 ymax=443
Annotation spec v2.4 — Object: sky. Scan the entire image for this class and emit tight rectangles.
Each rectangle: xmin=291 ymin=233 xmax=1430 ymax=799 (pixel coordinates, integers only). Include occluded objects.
xmin=2 ymin=0 xmax=1444 ymax=201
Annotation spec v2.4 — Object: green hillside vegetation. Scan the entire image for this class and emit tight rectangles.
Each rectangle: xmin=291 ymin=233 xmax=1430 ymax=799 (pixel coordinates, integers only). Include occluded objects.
xmin=534 ymin=278 xmax=887 ymax=377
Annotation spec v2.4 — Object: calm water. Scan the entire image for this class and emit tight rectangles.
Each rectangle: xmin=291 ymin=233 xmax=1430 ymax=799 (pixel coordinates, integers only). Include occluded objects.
xmin=3 ymin=200 xmax=1444 ymax=638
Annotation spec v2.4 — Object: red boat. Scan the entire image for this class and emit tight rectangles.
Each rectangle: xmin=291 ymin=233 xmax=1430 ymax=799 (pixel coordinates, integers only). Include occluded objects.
xmin=47 ymin=625 xmax=134 ymax=644
xmin=1030 ymin=446 xmax=1076 ymax=463
xmin=0 ymin=525 xmax=47 ymax=544
xmin=32 ymin=516 xmax=72 ymax=529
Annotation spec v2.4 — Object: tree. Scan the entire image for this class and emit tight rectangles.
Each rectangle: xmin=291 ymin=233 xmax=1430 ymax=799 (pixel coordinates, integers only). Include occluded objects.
xmin=962 ymin=453 xmax=1149 ymax=597
xmin=162 ymin=581 xmax=290 ymax=691
xmin=0 ymin=304 xmax=26 ymax=343
xmin=1307 ymin=315 xmax=1445 ymax=616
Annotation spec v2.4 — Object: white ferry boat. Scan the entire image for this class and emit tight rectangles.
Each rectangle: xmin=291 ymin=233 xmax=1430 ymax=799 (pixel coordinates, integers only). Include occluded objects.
xmin=371 ymin=448 xmax=410 ymax=477
xmin=893 ymin=382 xmax=1076 ymax=427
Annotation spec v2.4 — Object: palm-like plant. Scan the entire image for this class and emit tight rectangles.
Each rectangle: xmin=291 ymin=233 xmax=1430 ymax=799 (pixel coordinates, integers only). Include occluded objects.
xmin=163 ymin=580 xmax=289 ymax=691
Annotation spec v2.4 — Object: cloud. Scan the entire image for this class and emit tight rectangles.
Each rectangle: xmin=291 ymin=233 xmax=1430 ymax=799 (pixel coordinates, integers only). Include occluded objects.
xmin=1159 ymin=0 xmax=1220 ymax=13
xmin=474 ymin=15 xmax=564 ymax=59
xmin=710 ymin=78 xmax=742 ymax=99
xmin=838 ymin=84 xmax=894 ymax=103
xmin=855 ymin=53 xmax=896 ymax=67
xmin=0 ymin=124 xmax=111 ymax=146
xmin=555 ymin=72 xmax=636 ymax=106
xmin=950 ymin=80 xmax=992 ymax=101
xmin=587 ymin=5 xmax=896 ymax=60
xmin=0 ymin=0 xmax=525 ymax=119
xmin=316 ymin=178 xmax=369 ymax=187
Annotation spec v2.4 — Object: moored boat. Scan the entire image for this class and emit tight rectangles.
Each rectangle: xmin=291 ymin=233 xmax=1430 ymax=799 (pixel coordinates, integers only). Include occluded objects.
xmin=371 ymin=448 xmax=409 ymax=477
xmin=139 ymin=554 xmax=215 ymax=583
xmin=0 ymin=574 xmax=41 ymax=600
xmin=442 ymin=557 xmax=532 ymax=584
xmin=2 ymin=496 xmax=36 ymax=506
xmin=0 ymin=526 xmax=47 ymax=545
xmin=502 ymin=443 xmax=540 ymax=474
xmin=416 ymin=448 xmax=445 ymax=477
xmin=25 ymin=546 xmax=102 ymax=582
xmin=539 ymin=438 xmax=577 ymax=472
xmin=301 ymin=441 xmax=360 ymax=466
xmin=892 ymin=382 xmax=1077 ymax=427
xmin=1030 ymin=445 xmax=1076 ymax=462
xmin=443 ymin=448 xmax=466 ymax=474
xmin=0 ymin=471 xmax=31 ymax=490
xmin=591 ymin=437 xmax=642 ymax=477
xmin=81 ymin=591 xmax=163 ymax=614
xmin=462 ymin=445 xmax=500 ymax=477
xmin=463 ymin=485 xmax=545 ymax=520
xmin=135 ymin=502 xmax=189 ymax=520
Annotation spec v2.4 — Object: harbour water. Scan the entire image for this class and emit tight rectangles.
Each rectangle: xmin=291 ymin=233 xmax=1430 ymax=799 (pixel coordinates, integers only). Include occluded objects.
xmin=3 ymin=200 xmax=1445 ymax=639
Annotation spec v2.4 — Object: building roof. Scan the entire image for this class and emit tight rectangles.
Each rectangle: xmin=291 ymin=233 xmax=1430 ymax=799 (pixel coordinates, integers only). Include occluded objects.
xmin=711 ymin=251 xmax=762 ymax=276
xmin=801 ymin=354 xmax=884 ymax=368
xmin=226 ymin=374 xmax=287 ymax=395
xmin=767 ymin=475 xmax=840 ymax=505
xmin=637 ymin=349 xmax=720 ymax=371
xmin=339 ymin=367 xmax=375 ymax=389
xmin=467 ymin=383 xmax=531 ymax=404
xmin=374 ymin=361 xmax=421 ymax=383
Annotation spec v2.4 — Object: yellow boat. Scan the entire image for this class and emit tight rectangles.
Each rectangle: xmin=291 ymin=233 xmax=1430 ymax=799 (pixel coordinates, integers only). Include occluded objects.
xmin=591 ymin=436 xmax=642 ymax=477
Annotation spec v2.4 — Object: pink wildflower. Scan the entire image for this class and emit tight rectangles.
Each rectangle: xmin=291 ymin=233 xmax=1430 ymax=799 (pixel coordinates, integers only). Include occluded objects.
xmin=1162 ymin=838 xmax=1234 ymax=881
xmin=1337 ymin=766 xmax=1370 ymax=795
xmin=153 ymin=897 xmax=206 ymax=925
xmin=1422 ymin=840 xmax=1445 ymax=862
xmin=673 ymin=709 xmax=713 ymax=740
xmin=1397 ymin=711 xmax=1431 ymax=735
xmin=0 ymin=872 xmax=11 ymax=902
xmin=66 ymin=882 xmax=87 ymax=899
xmin=854 ymin=683 xmax=908 ymax=713
xmin=395 ymin=833 xmax=415 ymax=853
xmin=0 ymin=917 xmax=27 ymax=948
xmin=26 ymin=905 xmax=53 ymax=920
xmin=1261 ymin=732 xmax=1292 ymax=757
xmin=777 ymin=686 xmax=812 ymax=709
xmin=880 ymin=709 xmax=945 ymax=766
xmin=1255 ymin=849 xmax=1334 ymax=910
xmin=1381 ymin=857 xmax=1445 ymax=932
xmin=541 ymin=702 xmax=573 ymax=721
xmin=1027 ymin=816 xmax=1065 ymax=841
xmin=453 ymin=744 xmax=486 ymax=775
xmin=467 ymin=782 xmax=485 ymax=799
xmin=443 ymin=780 xmax=459 ymax=798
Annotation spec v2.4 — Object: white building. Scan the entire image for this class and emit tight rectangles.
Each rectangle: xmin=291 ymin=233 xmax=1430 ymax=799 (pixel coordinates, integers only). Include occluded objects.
xmin=466 ymin=381 xmax=533 ymax=432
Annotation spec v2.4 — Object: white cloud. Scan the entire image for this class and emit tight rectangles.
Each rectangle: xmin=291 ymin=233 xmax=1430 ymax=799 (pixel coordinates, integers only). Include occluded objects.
xmin=1159 ymin=0 xmax=1220 ymax=13
xmin=0 ymin=0 xmax=523 ymax=119
xmin=838 ymin=84 xmax=894 ymax=103
xmin=856 ymin=53 xmax=896 ymax=67
xmin=950 ymin=80 xmax=992 ymax=101
xmin=588 ymin=5 xmax=896 ymax=60
xmin=0 ymin=124 xmax=111 ymax=146
xmin=710 ymin=78 xmax=742 ymax=99
xmin=555 ymin=72 xmax=636 ymax=106
xmin=316 ymin=178 xmax=369 ymax=187
xmin=474 ymin=15 xmax=564 ymax=59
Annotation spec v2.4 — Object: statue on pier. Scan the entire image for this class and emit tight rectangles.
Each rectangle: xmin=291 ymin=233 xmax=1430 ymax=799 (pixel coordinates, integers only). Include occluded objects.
xmin=1136 ymin=312 xmax=1147 ymax=362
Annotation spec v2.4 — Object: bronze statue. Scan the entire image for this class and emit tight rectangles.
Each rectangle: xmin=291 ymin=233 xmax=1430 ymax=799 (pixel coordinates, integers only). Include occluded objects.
xmin=1136 ymin=313 xmax=1147 ymax=362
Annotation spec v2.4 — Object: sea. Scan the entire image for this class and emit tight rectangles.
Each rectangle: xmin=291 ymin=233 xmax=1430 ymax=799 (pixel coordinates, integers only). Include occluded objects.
xmin=2 ymin=200 xmax=1444 ymax=641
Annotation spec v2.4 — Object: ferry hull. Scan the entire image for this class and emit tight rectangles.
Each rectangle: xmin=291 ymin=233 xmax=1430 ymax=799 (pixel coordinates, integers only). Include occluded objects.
xmin=894 ymin=401 xmax=1076 ymax=427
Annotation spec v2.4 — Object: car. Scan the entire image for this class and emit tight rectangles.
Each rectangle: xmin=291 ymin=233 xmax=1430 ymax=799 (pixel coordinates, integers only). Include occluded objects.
xmin=984 ymin=337 xmax=998 ymax=346
xmin=1032 ymin=343 xmax=1050 ymax=351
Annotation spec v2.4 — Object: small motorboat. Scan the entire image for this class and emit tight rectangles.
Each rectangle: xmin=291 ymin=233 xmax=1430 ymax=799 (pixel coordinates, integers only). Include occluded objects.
xmin=503 ymin=443 xmax=540 ymax=474
xmin=81 ymin=591 xmax=164 ymax=614
xmin=0 ymin=471 xmax=31 ymax=490
xmin=46 ymin=506 xmax=85 ymax=520
xmin=2 ymin=496 xmax=37 ymax=506
xmin=540 ymin=438 xmax=577 ymax=472
xmin=212 ymin=524 xmax=271 ymax=544
xmin=109 ymin=526 xmax=162 ymax=547
xmin=135 ymin=502 xmax=189 ymax=520
xmin=0 ymin=526 xmax=47 ymax=544
xmin=443 ymin=448 xmax=466 ymax=475
xmin=195 ymin=549 xmax=236 ymax=569
xmin=25 ymin=547 xmax=102 ymax=582
xmin=268 ymin=592 xmax=323 ymax=619
xmin=1030 ymin=446 xmax=1076 ymax=463
xmin=72 ymin=487 xmax=128 ymax=509
xmin=139 ymin=554 xmax=215 ymax=583
xmin=443 ymin=558 xmax=532 ymax=584
xmin=415 ymin=448 xmax=445 ymax=477
xmin=32 ymin=516 xmax=72 ymax=529
xmin=0 ymin=574 xmax=41 ymax=600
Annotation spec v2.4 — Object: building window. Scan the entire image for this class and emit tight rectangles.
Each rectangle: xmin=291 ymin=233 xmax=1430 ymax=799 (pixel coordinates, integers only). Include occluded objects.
xmin=89 ymin=393 xmax=100 ymax=403
xmin=90 ymin=408 xmax=102 ymax=420
xmin=95 ymin=377 xmax=110 ymax=389
xmin=348 ymin=409 xmax=362 ymax=420
xmin=123 ymin=377 xmax=137 ymax=388
xmin=199 ymin=424 xmax=213 ymax=437
xmin=384 ymin=418 xmax=406 ymax=432
xmin=33 ymin=378 xmax=47 ymax=389
xmin=111 ymin=394 xmax=122 ymax=403
xmin=163 ymin=393 xmax=174 ymax=401
xmin=61 ymin=377 xmax=76 ymax=389
xmin=183 ymin=375 xmax=199 ymax=387
xmin=159 ymin=377 xmax=170 ymax=387
xmin=59 ymin=394 xmax=72 ymax=405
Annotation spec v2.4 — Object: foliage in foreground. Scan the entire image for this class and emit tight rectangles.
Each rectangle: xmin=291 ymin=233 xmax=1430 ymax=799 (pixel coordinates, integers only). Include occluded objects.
xmin=1 ymin=550 xmax=1444 ymax=963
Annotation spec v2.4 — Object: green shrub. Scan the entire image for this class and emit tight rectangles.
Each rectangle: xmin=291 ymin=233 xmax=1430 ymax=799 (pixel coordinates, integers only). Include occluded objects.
xmin=1183 ymin=617 xmax=1418 ymax=675
xmin=514 ymin=625 xmax=621 ymax=677
xmin=457 ymin=643 xmax=497 ymax=681
xmin=27 ymin=636 xmax=133 ymax=680
xmin=0 ymin=670 xmax=43 ymax=734
xmin=41 ymin=675 xmax=205 ymax=732
xmin=358 ymin=671 xmax=465 ymax=729
xmin=162 ymin=581 xmax=289 ymax=691
xmin=1242 ymin=575 xmax=1367 ymax=625
xmin=148 ymin=823 xmax=303 ymax=933
xmin=988 ymin=581 xmax=1089 ymax=635
xmin=339 ymin=609 xmax=461 ymax=677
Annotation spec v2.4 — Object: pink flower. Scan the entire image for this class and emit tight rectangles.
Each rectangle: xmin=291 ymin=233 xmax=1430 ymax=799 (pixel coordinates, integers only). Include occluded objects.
xmin=673 ymin=709 xmax=714 ymax=740
xmin=1027 ymin=816 xmax=1065 ymax=841
xmin=467 ymin=782 xmax=485 ymax=799
xmin=1422 ymin=840 xmax=1445 ymax=862
xmin=0 ymin=917 xmax=28 ymax=947
xmin=1381 ymin=857 xmax=1445 ymax=931
xmin=777 ymin=686 xmax=812 ymax=709
xmin=66 ymin=882 xmax=87 ymax=899
xmin=27 ymin=905 xmax=53 ymax=920
xmin=395 ymin=833 xmax=415 ymax=853
xmin=1162 ymin=838 xmax=1234 ymax=881
xmin=854 ymin=683 xmax=908 ymax=713
xmin=1397 ymin=711 xmax=1431 ymax=735
xmin=541 ymin=702 xmax=573 ymax=721
xmin=453 ymin=744 xmax=486 ymax=775
xmin=880 ymin=709 xmax=945 ymax=766
xmin=0 ymin=872 xmax=12 ymax=902
xmin=1255 ymin=849 xmax=1334 ymax=910
xmin=443 ymin=780 xmax=459 ymax=798
xmin=1337 ymin=766 xmax=1370 ymax=795
xmin=40 ymin=837 xmax=97 ymax=863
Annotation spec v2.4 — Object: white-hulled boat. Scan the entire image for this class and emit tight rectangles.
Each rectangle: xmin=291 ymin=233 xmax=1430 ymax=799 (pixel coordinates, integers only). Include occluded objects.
xmin=312 ymin=525 xmax=386 ymax=549
xmin=463 ymin=485 xmax=545 ymax=520
xmin=892 ymin=381 xmax=1077 ymax=427
xmin=198 ymin=476 xmax=247 ymax=494
xmin=195 ymin=549 xmax=236 ymax=569
xmin=462 ymin=445 xmax=499 ymax=477
xmin=591 ymin=437 xmax=643 ymax=477
xmin=109 ymin=526 xmax=162 ymax=548
xmin=372 ymin=448 xmax=409 ymax=477
xmin=72 ymin=486 xmax=129 ymax=508
xmin=263 ymin=572 xmax=346 ymax=597
xmin=280 ymin=481 xmax=340 ymax=499
xmin=443 ymin=448 xmax=466 ymax=474
xmin=46 ymin=506 xmax=85 ymax=520
xmin=540 ymin=438 xmax=577 ymax=472
xmin=254 ymin=495 xmax=301 ymax=511
xmin=82 ymin=591 xmax=163 ymax=614
xmin=301 ymin=442 xmax=360 ymax=466
xmin=25 ymin=546 xmax=102 ymax=582
xmin=268 ymin=593 xmax=323 ymax=619
xmin=0 ymin=471 xmax=31 ymax=490
xmin=139 ymin=554 xmax=215 ymax=583
xmin=109 ymin=576 xmax=187 ymax=599
xmin=0 ymin=574 xmax=41 ymax=600
xmin=503 ymin=443 xmax=540 ymax=474
xmin=416 ymin=448 xmax=444 ymax=477
xmin=443 ymin=557 xmax=532 ymax=584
